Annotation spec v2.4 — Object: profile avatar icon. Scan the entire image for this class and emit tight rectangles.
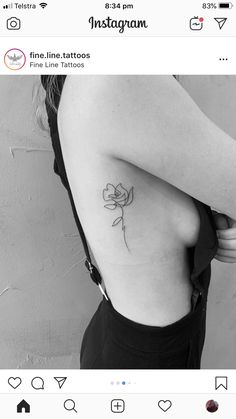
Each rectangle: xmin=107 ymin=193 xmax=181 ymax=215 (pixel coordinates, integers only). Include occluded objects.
xmin=4 ymin=48 xmax=26 ymax=70
xmin=206 ymin=399 xmax=219 ymax=413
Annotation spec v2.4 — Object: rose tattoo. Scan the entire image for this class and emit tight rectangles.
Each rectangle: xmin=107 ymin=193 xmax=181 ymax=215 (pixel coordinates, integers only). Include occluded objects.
xmin=103 ymin=183 xmax=134 ymax=250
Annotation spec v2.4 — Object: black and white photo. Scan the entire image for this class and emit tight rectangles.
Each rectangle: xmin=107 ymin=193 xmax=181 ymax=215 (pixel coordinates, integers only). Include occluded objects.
xmin=1 ymin=75 xmax=236 ymax=369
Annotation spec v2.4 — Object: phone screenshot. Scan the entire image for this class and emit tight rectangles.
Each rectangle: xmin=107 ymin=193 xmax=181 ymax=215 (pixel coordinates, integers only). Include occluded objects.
xmin=0 ymin=0 xmax=236 ymax=417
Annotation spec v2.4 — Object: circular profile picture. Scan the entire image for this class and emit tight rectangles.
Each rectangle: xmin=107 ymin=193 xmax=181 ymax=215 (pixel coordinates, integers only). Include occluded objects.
xmin=4 ymin=48 xmax=26 ymax=70
xmin=206 ymin=399 xmax=219 ymax=413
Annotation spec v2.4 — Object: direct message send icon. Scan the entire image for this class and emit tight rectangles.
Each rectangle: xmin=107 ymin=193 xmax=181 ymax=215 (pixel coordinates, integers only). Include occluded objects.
xmin=54 ymin=377 xmax=67 ymax=389
xmin=214 ymin=17 xmax=228 ymax=29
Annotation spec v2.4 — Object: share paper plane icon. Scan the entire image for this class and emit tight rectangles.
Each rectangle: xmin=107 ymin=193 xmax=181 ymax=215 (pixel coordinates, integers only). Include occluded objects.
xmin=54 ymin=377 xmax=67 ymax=389
xmin=214 ymin=17 xmax=228 ymax=29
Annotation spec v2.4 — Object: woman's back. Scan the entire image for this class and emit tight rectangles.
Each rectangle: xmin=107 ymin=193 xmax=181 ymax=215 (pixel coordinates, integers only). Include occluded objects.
xmin=56 ymin=75 xmax=222 ymax=326
xmin=61 ymin=147 xmax=202 ymax=324
xmin=42 ymin=74 xmax=236 ymax=368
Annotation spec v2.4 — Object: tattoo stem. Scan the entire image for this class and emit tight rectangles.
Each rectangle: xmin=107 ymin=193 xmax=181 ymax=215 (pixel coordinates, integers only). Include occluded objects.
xmin=118 ymin=204 xmax=130 ymax=252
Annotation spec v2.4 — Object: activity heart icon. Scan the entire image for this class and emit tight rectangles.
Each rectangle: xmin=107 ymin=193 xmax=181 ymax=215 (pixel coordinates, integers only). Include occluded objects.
xmin=8 ymin=377 xmax=22 ymax=389
xmin=158 ymin=399 xmax=172 ymax=412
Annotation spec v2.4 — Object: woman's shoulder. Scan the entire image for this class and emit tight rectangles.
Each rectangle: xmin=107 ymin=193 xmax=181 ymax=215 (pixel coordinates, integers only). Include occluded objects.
xmin=61 ymin=75 xmax=178 ymax=109
xmin=59 ymin=75 xmax=181 ymax=136
xmin=58 ymin=75 xmax=236 ymax=219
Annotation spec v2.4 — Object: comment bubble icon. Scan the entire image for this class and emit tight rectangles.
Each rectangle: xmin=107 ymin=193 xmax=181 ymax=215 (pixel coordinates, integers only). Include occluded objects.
xmin=31 ymin=376 xmax=45 ymax=390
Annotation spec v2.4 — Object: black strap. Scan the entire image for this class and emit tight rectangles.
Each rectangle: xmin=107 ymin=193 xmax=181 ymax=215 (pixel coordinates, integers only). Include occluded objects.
xmin=66 ymin=185 xmax=103 ymax=287
xmin=41 ymin=75 xmax=108 ymax=297
xmin=60 ymin=161 xmax=109 ymax=301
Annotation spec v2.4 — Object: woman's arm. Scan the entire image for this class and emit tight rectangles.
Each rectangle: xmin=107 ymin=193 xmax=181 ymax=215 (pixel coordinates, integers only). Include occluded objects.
xmin=59 ymin=75 xmax=236 ymax=220
xmin=212 ymin=211 xmax=236 ymax=263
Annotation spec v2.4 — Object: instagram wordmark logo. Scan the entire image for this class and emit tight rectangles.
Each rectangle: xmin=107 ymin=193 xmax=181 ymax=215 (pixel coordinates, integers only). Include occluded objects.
xmin=4 ymin=48 xmax=26 ymax=70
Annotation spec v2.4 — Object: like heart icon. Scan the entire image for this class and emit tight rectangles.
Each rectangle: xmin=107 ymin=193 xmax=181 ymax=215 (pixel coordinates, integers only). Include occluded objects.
xmin=158 ymin=399 xmax=172 ymax=412
xmin=8 ymin=377 xmax=22 ymax=389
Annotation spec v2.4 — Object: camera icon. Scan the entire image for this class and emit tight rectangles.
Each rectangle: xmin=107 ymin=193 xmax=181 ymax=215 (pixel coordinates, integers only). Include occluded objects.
xmin=7 ymin=17 xmax=21 ymax=30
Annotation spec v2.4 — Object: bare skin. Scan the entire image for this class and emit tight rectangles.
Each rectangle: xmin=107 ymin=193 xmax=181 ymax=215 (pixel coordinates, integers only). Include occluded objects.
xmin=57 ymin=75 xmax=236 ymax=326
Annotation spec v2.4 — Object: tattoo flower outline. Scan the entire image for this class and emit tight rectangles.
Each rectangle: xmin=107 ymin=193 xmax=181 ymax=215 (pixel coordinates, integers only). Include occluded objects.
xmin=103 ymin=183 xmax=134 ymax=250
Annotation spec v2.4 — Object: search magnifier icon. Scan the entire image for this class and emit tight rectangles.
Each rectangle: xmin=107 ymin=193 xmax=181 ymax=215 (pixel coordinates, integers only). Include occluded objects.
xmin=64 ymin=399 xmax=78 ymax=413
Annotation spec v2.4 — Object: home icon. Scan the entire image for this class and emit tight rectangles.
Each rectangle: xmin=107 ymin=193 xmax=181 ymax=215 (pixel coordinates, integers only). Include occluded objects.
xmin=17 ymin=399 xmax=30 ymax=413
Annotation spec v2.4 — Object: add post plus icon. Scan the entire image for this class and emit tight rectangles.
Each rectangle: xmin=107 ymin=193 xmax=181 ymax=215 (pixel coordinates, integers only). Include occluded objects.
xmin=111 ymin=399 xmax=125 ymax=413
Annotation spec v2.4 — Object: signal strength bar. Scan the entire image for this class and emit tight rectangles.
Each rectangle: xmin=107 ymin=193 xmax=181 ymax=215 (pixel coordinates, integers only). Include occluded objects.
xmin=39 ymin=2 xmax=48 ymax=8
xmin=3 ymin=3 xmax=13 ymax=9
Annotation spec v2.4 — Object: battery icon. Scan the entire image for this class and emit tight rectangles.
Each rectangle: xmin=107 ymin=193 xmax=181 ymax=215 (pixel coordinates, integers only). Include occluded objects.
xmin=219 ymin=2 xmax=233 ymax=7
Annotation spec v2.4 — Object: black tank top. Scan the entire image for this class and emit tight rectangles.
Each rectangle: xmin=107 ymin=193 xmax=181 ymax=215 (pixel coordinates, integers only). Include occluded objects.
xmin=41 ymin=75 xmax=218 ymax=302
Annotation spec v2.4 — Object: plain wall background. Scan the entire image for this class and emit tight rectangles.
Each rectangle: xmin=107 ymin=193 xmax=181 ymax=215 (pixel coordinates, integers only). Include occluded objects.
xmin=0 ymin=75 xmax=235 ymax=368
